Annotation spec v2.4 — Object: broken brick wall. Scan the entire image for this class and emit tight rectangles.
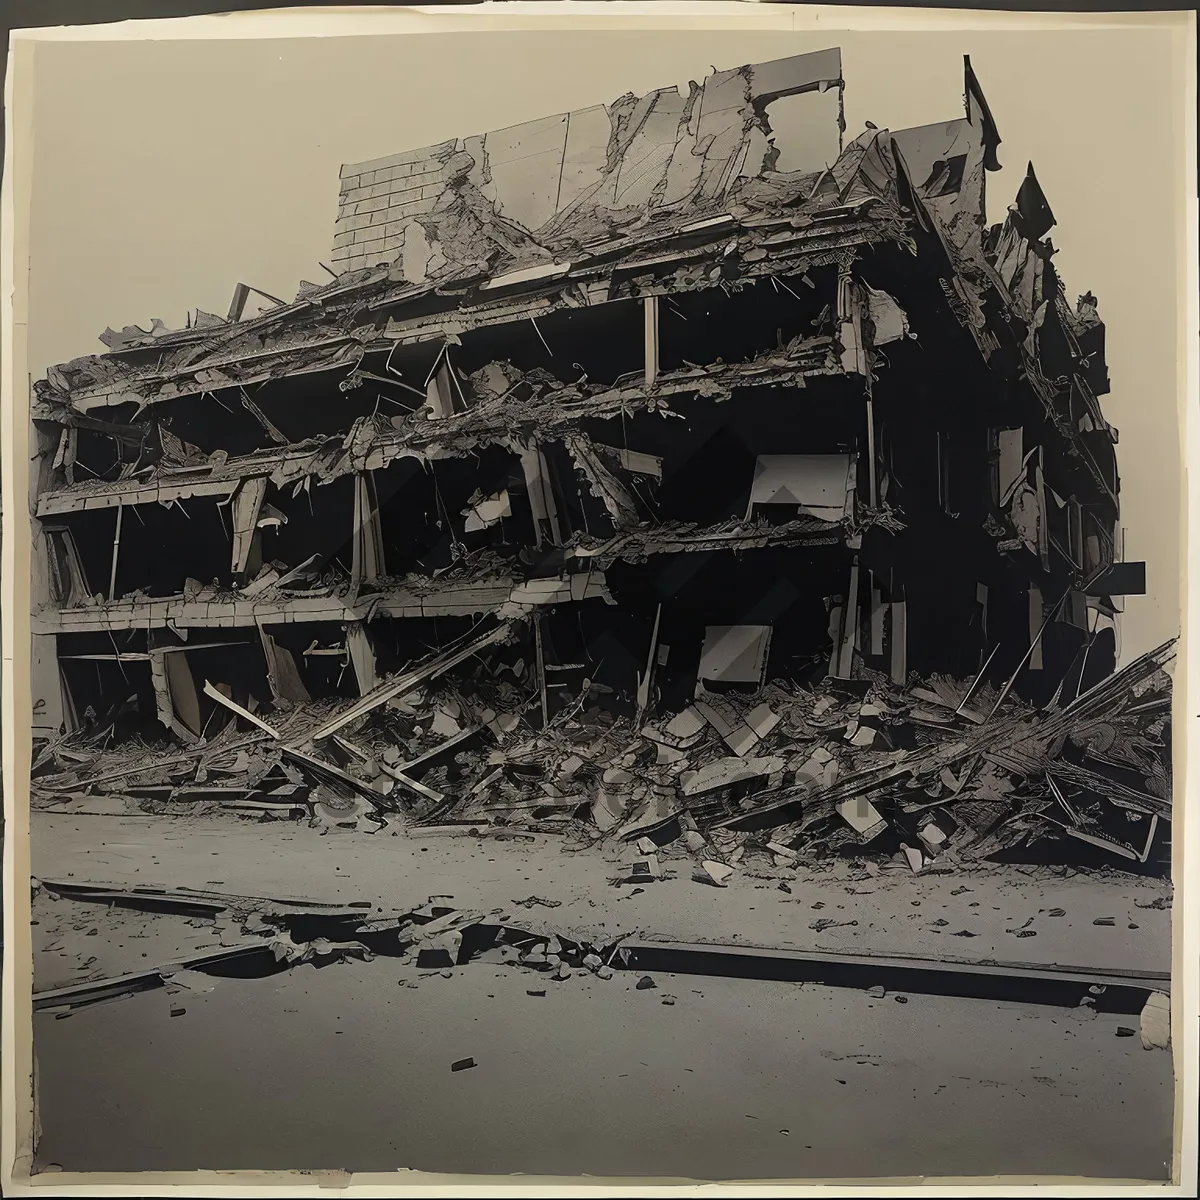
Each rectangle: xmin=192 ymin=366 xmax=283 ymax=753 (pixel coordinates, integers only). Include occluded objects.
xmin=331 ymin=48 xmax=845 ymax=282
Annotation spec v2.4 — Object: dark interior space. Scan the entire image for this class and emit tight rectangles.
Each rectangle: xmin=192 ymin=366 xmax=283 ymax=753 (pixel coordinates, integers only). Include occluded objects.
xmin=267 ymin=621 xmax=362 ymax=700
xmin=248 ymin=376 xmax=379 ymax=446
xmin=114 ymin=499 xmax=231 ymax=597
xmin=372 ymin=449 xmax=529 ymax=576
xmin=155 ymin=390 xmax=273 ymax=460
xmin=73 ymin=420 xmax=142 ymax=480
xmin=55 ymin=629 xmax=158 ymax=738
xmin=270 ymin=474 xmax=356 ymax=577
xmin=371 ymin=456 xmax=443 ymax=576
xmin=368 ymin=614 xmax=484 ymax=677
xmin=658 ymin=268 xmax=833 ymax=373
xmin=903 ymin=572 xmax=990 ymax=680
xmin=371 ymin=341 xmax=446 ymax=400
xmin=594 ymin=383 xmax=858 ymax=525
xmin=58 ymin=501 xmax=230 ymax=601
xmin=181 ymin=639 xmax=273 ymax=735
xmin=59 ymin=657 xmax=160 ymax=739
xmin=454 ymin=298 xmax=645 ymax=388
xmin=447 ymin=447 xmax=534 ymax=556
xmin=605 ymin=546 xmax=850 ymax=708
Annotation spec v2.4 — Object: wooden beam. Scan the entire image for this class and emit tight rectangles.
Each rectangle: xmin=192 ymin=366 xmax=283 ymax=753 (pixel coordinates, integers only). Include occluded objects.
xmin=202 ymin=679 xmax=281 ymax=738
xmin=297 ymin=622 xmax=512 ymax=746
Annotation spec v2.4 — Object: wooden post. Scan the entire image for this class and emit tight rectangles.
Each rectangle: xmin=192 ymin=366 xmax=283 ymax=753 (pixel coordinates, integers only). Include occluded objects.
xmin=108 ymin=504 xmax=123 ymax=600
xmin=533 ymin=615 xmax=549 ymax=729
xmin=835 ymin=558 xmax=860 ymax=678
xmin=889 ymin=596 xmax=907 ymax=686
xmin=644 ymin=294 xmax=660 ymax=391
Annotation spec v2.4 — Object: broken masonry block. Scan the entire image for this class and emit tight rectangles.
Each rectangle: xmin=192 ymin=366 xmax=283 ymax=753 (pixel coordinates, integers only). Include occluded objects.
xmin=593 ymin=767 xmax=634 ymax=831
xmin=835 ymin=797 xmax=887 ymax=843
xmin=614 ymin=855 xmax=662 ymax=884
xmin=698 ymin=860 xmax=735 ymax=887
xmin=1140 ymin=992 xmax=1170 ymax=1050
xmin=866 ymin=985 xmax=886 ymax=999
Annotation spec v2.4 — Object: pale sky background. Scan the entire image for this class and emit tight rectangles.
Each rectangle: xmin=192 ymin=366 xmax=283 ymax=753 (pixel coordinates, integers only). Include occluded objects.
xmin=23 ymin=26 xmax=1188 ymax=660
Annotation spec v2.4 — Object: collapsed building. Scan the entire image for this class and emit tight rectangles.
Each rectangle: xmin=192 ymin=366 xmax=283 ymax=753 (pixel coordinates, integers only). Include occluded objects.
xmin=27 ymin=49 xmax=1169 ymax=872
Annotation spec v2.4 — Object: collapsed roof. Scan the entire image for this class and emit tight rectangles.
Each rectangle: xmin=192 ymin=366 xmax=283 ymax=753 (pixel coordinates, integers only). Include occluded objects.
xmin=31 ymin=45 xmax=1108 ymax=480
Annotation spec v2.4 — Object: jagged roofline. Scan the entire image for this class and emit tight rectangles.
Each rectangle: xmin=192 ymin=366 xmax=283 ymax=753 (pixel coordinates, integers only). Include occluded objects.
xmin=38 ymin=52 xmax=1010 ymax=400
xmin=964 ymin=55 xmax=1002 ymax=173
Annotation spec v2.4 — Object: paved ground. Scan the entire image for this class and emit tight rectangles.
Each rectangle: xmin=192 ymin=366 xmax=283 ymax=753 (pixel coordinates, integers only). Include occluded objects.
xmin=32 ymin=955 xmax=1173 ymax=1180
xmin=31 ymin=811 xmax=1173 ymax=978
xmin=27 ymin=811 xmax=1175 ymax=1181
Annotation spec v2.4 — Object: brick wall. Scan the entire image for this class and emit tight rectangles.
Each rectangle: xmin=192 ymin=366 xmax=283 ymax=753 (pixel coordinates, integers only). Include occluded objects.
xmin=330 ymin=139 xmax=457 ymax=275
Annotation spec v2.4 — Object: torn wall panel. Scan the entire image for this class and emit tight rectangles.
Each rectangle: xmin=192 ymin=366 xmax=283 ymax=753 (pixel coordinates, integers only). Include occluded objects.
xmin=257 ymin=621 xmax=311 ymax=705
xmin=164 ymin=649 xmax=203 ymax=737
xmin=31 ymin=635 xmax=66 ymax=737
xmin=749 ymin=455 xmax=855 ymax=520
xmin=332 ymin=49 xmax=844 ymax=281
xmin=230 ymin=477 xmax=269 ymax=577
xmin=698 ymin=625 xmax=773 ymax=688
xmin=564 ymin=436 xmax=643 ymax=530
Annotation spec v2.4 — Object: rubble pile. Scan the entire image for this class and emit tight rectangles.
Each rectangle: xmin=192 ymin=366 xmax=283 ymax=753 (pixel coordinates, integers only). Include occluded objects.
xmin=31 ymin=618 xmax=1173 ymax=877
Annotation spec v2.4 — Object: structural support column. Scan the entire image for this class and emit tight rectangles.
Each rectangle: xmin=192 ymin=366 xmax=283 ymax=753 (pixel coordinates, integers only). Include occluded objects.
xmin=837 ymin=266 xmax=877 ymax=507
xmin=533 ymin=614 xmax=549 ymax=730
xmin=351 ymin=471 xmax=386 ymax=594
xmin=869 ymin=578 xmax=886 ymax=656
xmin=346 ymin=622 xmax=378 ymax=696
xmin=231 ymin=476 xmax=268 ymax=577
xmin=108 ymin=503 xmax=123 ymax=601
xmin=889 ymin=593 xmax=908 ymax=686
xmin=643 ymin=294 xmax=660 ymax=391
xmin=519 ymin=441 xmax=564 ymax=547
xmin=833 ymin=557 xmax=861 ymax=679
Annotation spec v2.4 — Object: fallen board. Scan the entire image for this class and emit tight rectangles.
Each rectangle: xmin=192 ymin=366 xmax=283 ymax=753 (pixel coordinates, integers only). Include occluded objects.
xmin=616 ymin=939 xmax=1169 ymax=1014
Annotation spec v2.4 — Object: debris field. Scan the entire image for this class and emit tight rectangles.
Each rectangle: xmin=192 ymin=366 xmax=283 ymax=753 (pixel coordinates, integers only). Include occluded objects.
xmin=26 ymin=49 xmax=1171 ymax=925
